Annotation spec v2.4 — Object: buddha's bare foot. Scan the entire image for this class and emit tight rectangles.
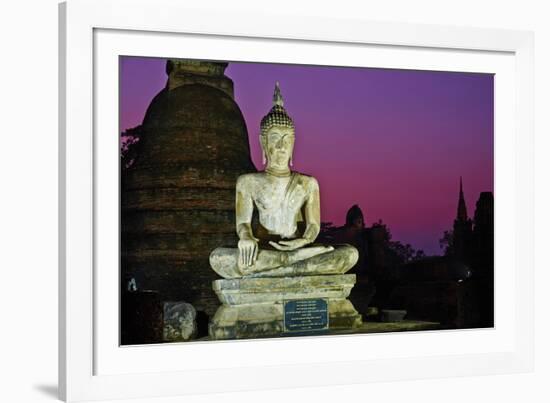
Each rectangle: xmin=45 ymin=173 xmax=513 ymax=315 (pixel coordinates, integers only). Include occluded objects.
xmin=288 ymin=245 xmax=334 ymax=264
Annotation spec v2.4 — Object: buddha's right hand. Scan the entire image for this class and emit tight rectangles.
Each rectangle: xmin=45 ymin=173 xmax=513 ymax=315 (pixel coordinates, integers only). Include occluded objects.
xmin=238 ymin=238 xmax=258 ymax=268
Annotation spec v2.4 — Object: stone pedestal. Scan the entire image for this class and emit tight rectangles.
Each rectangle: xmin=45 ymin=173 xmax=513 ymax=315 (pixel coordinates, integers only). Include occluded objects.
xmin=209 ymin=274 xmax=362 ymax=340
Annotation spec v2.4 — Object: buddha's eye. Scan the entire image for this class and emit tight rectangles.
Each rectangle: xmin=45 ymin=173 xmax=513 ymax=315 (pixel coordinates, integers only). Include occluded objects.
xmin=268 ymin=134 xmax=282 ymax=143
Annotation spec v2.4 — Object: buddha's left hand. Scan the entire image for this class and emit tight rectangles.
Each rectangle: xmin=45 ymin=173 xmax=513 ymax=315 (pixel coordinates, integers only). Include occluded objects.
xmin=269 ymin=238 xmax=309 ymax=251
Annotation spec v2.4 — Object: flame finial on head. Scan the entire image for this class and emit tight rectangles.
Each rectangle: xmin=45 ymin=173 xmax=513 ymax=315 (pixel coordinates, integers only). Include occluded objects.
xmin=273 ymin=81 xmax=284 ymax=107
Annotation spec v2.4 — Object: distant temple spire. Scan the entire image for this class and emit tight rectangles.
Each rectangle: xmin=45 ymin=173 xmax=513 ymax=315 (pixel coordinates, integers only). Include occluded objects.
xmin=452 ymin=176 xmax=473 ymax=263
xmin=456 ymin=176 xmax=468 ymax=221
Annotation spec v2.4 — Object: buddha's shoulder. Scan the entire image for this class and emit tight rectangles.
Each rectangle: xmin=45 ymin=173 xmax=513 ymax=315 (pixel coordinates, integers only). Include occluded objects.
xmin=293 ymin=172 xmax=319 ymax=187
xmin=236 ymin=172 xmax=263 ymax=186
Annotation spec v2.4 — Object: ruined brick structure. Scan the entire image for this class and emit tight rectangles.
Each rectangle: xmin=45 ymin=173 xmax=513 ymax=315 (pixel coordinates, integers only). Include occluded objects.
xmin=121 ymin=60 xmax=256 ymax=321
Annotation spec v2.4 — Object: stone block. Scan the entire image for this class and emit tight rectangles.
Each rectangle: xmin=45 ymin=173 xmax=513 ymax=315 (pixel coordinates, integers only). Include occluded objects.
xmin=163 ymin=301 xmax=198 ymax=342
xmin=209 ymin=274 xmax=362 ymax=340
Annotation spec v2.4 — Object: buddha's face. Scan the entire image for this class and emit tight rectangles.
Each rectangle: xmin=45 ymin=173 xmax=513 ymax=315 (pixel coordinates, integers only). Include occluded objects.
xmin=261 ymin=126 xmax=295 ymax=169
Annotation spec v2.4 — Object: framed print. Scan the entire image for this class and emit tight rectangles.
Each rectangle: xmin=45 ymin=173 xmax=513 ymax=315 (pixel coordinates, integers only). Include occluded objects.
xmin=59 ymin=0 xmax=534 ymax=401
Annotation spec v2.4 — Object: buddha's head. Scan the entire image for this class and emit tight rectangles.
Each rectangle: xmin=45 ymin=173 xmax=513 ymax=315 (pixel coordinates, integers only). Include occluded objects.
xmin=260 ymin=82 xmax=295 ymax=170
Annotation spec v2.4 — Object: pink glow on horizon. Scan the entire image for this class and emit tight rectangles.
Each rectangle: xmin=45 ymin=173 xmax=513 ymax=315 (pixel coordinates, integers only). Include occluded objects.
xmin=120 ymin=57 xmax=493 ymax=255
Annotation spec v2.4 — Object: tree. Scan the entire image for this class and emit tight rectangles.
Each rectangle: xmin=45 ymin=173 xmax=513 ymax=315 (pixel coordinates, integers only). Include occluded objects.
xmin=372 ymin=219 xmax=426 ymax=264
xmin=371 ymin=219 xmax=391 ymax=242
xmin=320 ymin=221 xmax=337 ymax=232
xmin=439 ymin=229 xmax=454 ymax=256
xmin=120 ymin=126 xmax=142 ymax=169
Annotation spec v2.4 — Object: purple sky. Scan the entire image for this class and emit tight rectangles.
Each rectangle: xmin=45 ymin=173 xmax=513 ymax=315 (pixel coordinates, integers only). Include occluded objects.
xmin=120 ymin=57 xmax=494 ymax=255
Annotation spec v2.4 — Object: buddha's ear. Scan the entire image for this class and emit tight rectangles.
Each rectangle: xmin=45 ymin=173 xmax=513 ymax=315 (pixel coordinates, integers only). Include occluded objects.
xmin=289 ymin=130 xmax=295 ymax=166
xmin=259 ymin=135 xmax=267 ymax=165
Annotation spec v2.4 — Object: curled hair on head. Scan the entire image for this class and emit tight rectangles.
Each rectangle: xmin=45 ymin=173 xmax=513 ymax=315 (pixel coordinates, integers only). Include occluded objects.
xmin=260 ymin=82 xmax=295 ymax=136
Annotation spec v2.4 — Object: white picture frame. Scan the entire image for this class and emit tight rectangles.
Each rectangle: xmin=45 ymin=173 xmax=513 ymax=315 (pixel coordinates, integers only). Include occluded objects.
xmin=59 ymin=0 xmax=534 ymax=401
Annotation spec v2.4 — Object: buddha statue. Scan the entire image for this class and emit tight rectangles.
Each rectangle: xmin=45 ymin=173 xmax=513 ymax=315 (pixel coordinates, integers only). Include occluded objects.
xmin=209 ymin=82 xmax=359 ymax=279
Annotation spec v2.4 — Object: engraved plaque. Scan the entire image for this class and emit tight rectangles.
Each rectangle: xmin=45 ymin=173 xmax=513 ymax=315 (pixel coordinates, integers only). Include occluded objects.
xmin=283 ymin=298 xmax=329 ymax=333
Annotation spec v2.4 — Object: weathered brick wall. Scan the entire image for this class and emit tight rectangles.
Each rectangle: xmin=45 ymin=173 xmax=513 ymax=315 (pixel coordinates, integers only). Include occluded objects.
xmin=121 ymin=82 xmax=255 ymax=320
